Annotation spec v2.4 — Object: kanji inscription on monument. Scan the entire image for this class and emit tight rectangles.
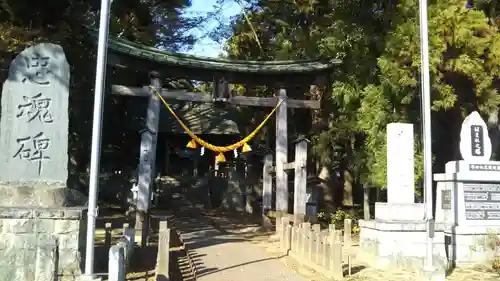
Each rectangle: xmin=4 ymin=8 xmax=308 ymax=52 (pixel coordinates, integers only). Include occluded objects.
xmin=16 ymin=92 xmax=54 ymax=123
xmin=22 ymin=55 xmax=52 ymax=85
xmin=0 ymin=43 xmax=69 ymax=183
xmin=13 ymin=132 xmax=51 ymax=175
xmin=459 ymin=111 xmax=492 ymax=161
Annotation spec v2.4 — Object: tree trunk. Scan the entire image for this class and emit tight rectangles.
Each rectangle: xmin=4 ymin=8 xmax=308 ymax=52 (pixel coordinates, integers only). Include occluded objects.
xmin=318 ymin=165 xmax=335 ymax=213
xmin=363 ymin=183 xmax=370 ymax=220
xmin=342 ymin=170 xmax=355 ymax=217
xmin=488 ymin=110 xmax=500 ymax=158
xmin=343 ymin=170 xmax=354 ymax=207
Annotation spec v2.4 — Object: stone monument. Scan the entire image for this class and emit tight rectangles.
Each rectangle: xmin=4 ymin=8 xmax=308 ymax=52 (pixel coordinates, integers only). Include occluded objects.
xmin=435 ymin=111 xmax=500 ymax=266
xmin=359 ymin=123 xmax=446 ymax=270
xmin=375 ymin=123 xmax=424 ymax=220
xmin=0 ymin=43 xmax=87 ymax=280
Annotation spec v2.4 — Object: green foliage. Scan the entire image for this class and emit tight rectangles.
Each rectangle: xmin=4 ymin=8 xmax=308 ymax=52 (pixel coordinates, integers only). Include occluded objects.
xmin=220 ymin=0 xmax=500 ymax=192
xmin=486 ymin=230 xmax=500 ymax=274
xmin=330 ymin=210 xmax=355 ymax=228
xmin=318 ymin=209 xmax=360 ymax=229
xmin=0 ymin=0 xmax=206 ymax=193
xmin=356 ymin=0 xmax=500 ymax=186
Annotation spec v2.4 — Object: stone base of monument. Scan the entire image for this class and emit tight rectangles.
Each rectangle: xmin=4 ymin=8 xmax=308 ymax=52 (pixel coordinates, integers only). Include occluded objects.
xmin=0 ymin=186 xmax=88 ymax=280
xmin=417 ymin=267 xmax=446 ymax=281
xmin=0 ymin=43 xmax=88 ymax=281
xmin=434 ymin=160 xmax=500 ymax=267
xmin=444 ymin=225 xmax=500 ymax=266
xmin=358 ymin=219 xmax=448 ymax=271
xmin=0 ymin=207 xmax=87 ymax=280
xmin=375 ymin=202 xmax=425 ymax=221
xmin=0 ymin=184 xmax=87 ymax=207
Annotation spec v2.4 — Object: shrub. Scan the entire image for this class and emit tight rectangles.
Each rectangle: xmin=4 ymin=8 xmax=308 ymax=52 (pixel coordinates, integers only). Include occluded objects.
xmin=486 ymin=230 xmax=500 ymax=275
xmin=317 ymin=209 xmax=360 ymax=234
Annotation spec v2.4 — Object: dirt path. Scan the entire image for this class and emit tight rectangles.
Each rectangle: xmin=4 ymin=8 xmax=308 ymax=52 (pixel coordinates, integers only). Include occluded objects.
xmin=169 ymin=195 xmax=310 ymax=281
xmin=198 ymin=209 xmax=500 ymax=281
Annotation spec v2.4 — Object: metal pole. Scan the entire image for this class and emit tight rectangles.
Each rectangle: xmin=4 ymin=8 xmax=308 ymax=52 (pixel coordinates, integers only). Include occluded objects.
xmin=418 ymin=0 xmax=435 ymax=272
xmin=84 ymin=0 xmax=112 ymax=277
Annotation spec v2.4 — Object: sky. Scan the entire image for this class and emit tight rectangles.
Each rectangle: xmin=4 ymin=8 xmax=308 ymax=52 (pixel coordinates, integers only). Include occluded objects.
xmin=182 ymin=0 xmax=242 ymax=57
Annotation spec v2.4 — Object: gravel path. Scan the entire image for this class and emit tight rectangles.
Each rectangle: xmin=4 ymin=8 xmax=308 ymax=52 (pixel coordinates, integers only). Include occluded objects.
xmin=167 ymin=193 xmax=500 ymax=281
xmin=169 ymin=195 xmax=310 ymax=281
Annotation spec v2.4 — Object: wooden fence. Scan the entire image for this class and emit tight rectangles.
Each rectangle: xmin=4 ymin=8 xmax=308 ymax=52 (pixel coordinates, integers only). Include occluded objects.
xmin=278 ymin=217 xmax=353 ymax=280
xmin=155 ymin=219 xmax=171 ymax=281
xmin=108 ymin=223 xmax=135 ymax=281
xmin=105 ymin=218 xmax=171 ymax=281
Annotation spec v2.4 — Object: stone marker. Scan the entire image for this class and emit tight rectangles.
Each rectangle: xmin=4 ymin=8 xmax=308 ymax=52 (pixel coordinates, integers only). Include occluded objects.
xmin=459 ymin=111 xmax=492 ymax=161
xmin=358 ymin=122 xmax=433 ymax=272
xmin=386 ymin=123 xmax=415 ymax=204
xmin=372 ymin=123 xmax=424 ymax=221
xmin=0 ymin=43 xmax=84 ymax=206
xmin=432 ymin=111 xmax=500 ymax=268
xmin=0 ymin=43 xmax=68 ymax=181
xmin=0 ymin=43 xmax=87 ymax=280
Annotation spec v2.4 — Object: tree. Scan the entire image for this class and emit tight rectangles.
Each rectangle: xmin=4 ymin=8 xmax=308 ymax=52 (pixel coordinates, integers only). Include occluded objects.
xmin=359 ymin=0 xmax=500 ymax=188
xmin=223 ymin=0 xmax=391 ymax=210
xmin=222 ymin=0 xmax=500 ymax=218
xmin=0 ymin=0 xmax=201 ymax=193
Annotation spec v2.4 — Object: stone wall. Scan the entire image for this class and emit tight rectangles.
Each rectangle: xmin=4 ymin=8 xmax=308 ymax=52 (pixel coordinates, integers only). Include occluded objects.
xmin=0 ymin=207 xmax=87 ymax=281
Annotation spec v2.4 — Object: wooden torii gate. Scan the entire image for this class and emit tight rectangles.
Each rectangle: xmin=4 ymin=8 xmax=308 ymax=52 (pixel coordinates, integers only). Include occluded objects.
xmin=93 ymin=30 xmax=341 ymax=242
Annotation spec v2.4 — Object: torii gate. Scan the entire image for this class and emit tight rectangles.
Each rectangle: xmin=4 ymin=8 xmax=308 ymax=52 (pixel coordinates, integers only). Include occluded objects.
xmin=90 ymin=30 xmax=340 ymax=242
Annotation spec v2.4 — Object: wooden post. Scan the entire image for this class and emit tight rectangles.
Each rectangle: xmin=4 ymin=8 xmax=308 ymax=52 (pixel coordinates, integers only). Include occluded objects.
xmin=104 ymin=222 xmax=112 ymax=247
xmin=136 ymin=71 xmax=161 ymax=247
xmin=331 ymin=239 xmax=343 ymax=279
xmin=310 ymin=224 xmax=320 ymax=262
xmin=156 ymin=220 xmax=170 ymax=281
xmin=262 ymin=154 xmax=273 ymax=228
xmin=122 ymin=223 xmax=130 ymax=235
xmin=280 ymin=217 xmax=291 ymax=253
xmin=164 ymin=144 xmax=170 ymax=176
xmin=275 ymin=88 xmax=288 ymax=232
xmin=292 ymin=225 xmax=300 ymax=254
xmin=285 ymin=224 xmax=292 ymax=253
xmin=321 ymin=235 xmax=328 ymax=267
xmin=344 ymin=218 xmax=354 ymax=276
xmin=328 ymin=226 xmax=343 ymax=279
xmin=123 ymin=225 xmax=135 ymax=262
xmin=300 ymin=222 xmax=310 ymax=257
xmin=307 ymin=226 xmax=314 ymax=261
xmin=108 ymin=245 xmax=125 ymax=281
xmin=344 ymin=218 xmax=352 ymax=247
xmin=293 ymin=137 xmax=309 ymax=223
xmin=314 ymin=232 xmax=321 ymax=264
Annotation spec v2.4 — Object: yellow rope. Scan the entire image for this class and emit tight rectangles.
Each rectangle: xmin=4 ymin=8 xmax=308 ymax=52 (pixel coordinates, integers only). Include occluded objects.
xmin=150 ymin=86 xmax=283 ymax=153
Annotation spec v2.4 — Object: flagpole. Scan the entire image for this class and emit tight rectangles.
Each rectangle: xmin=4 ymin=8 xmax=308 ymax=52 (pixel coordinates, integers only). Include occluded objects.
xmin=418 ymin=0 xmax=435 ymax=272
xmin=83 ymin=0 xmax=112 ymax=277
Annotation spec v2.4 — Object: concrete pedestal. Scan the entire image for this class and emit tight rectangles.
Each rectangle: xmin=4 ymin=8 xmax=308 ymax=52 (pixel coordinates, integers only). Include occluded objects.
xmin=375 ymin=202 xmax=425 ymax=221
xmin=0 ymin=207 xmax=87 ymax=281
xmin=445 ymin=225 xmax=500 ymax=266
xmin=358 ymin=219 xmax=448 ymax=270
xmin=434 ymin=160 xmax=500 ymax=267
xmin=358 ymin=122 xmax=433 ymax=270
